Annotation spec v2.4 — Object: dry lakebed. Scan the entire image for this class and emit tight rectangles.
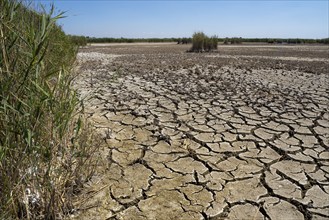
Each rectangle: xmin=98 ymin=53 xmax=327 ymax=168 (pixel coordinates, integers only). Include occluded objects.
xmin=72 ymin=43 xmax=329 ymax=220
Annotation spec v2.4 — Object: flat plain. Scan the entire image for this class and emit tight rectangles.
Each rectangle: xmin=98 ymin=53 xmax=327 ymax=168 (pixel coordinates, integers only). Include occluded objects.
xmin=73 ymin=43 xmax=329 ymax=220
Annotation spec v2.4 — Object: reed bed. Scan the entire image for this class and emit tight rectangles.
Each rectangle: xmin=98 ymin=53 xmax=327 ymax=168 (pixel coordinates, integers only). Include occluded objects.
xmin=0 ymin=1 xmax=99 ymax=218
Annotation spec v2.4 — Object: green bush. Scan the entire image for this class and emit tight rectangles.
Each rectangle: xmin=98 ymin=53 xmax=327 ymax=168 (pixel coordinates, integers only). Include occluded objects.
xmin=230 ymin=37 xmax=242 ymax=44
xmin=0 ymin=1 xmax=98 ymax=218
xmin=69 ymin=35 xmax=88 ymax=46
xmin=191 ymin=32 xmax=206 ymax=52
xmin=210 ymin=35 xmax=218 ymax=50
xmin=190 ymin=32 xmax=218 ymax=52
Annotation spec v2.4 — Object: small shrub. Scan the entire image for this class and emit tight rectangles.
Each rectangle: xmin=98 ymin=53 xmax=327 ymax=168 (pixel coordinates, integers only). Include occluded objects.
xmin=210 ymin=35 xmax=218 ymax=50
xmin=191 ymin=32 xmax=206 ymax=52
xmin=190 ymin=32 xmax=218 ymax=52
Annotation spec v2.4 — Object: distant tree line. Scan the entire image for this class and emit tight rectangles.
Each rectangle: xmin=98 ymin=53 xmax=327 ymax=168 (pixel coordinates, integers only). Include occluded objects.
xmin=86 ymin=37 xmax=180 ymax=43
xmin=69 ymin=35 xmax=329 ymax=45
xmin=223 ymin=37 xmax=243 ymax=44
xmin=223 ymin=37 xmax=329 ymax=44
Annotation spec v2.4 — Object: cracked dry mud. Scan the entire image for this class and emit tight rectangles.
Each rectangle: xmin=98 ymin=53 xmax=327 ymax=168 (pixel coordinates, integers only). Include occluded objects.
xmin=73 ymin=44 xmax=329 ymax=220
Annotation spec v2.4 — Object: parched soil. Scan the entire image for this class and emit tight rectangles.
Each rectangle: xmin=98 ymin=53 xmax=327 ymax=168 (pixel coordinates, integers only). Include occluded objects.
xmin=73 ymin=43 xmax=329 ymax=220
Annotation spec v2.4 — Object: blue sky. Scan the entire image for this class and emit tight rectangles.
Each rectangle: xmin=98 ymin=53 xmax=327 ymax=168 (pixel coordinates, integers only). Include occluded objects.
xmin=37 ymin=0 xmax=329 ymax=39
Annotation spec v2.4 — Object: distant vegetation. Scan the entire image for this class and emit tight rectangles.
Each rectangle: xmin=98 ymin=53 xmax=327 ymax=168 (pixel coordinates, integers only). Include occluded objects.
xmin=241 ymin=38 xmax=329 ymax=44
xmin=0 ymin=1 xmax=98 ymax=218
xmin=177 ymin=38 xmax=192 ymax=44
xmin=86 ymin=37 xmax=180 ymax=43
xmin=224 ymin=37 xmax=243 ymax=44
xmin=69 ymin=35 xmax=88 ymax=46
xmin=85 ymin=36 xmax=329 ymax=45
xmin=189 ymin=32 xmax=218 ymax=52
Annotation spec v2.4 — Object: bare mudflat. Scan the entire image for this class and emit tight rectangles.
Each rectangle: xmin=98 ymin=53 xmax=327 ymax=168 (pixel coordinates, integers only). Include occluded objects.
xmin=73 ymin=44 xmax=329 ymax=219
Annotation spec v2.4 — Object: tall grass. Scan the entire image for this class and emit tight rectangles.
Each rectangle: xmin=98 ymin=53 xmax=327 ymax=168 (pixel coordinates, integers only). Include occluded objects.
xmin=190 ymin=32 xmax=218 ymax=52
xmin=0 ymin=1 xmax=99 ymax=218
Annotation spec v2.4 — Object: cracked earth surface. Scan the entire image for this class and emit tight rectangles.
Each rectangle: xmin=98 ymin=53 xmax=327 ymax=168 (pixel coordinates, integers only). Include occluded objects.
xmin=73 ymin=44 xmax=329 ymax=220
